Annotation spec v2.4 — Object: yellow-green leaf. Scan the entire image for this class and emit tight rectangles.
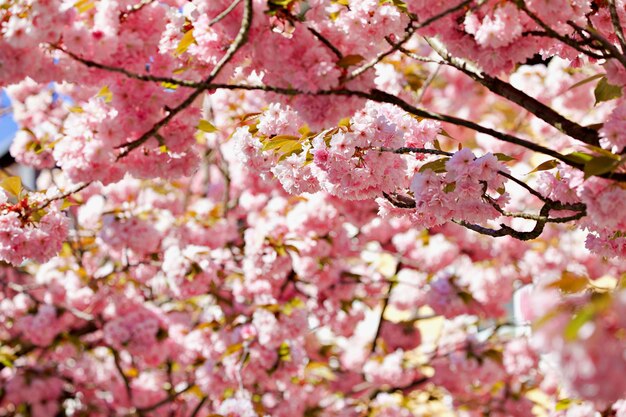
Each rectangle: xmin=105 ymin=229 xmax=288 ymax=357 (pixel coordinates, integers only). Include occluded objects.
xmin=261 ymin=135 xmax=302 ymax=157
xmin=547 ymin=272 xmax=589 ymax=294
xmin=567 ymin=73 xmax=603 ymax=91
xmin=564 ymin=305 xmax=595 ymax=340
xmin=443 ymin=182 xmax=456 ymax=193
xmin=528 ymin=159 xmax=558 ymax=174
xmin=583 ymin=155 xmax=620 ymax=179
xmin=221 ymin=342 xmax=243 ymax=358
xmin=419 ymin=157 xmax=449 ymax=173
xmin=278 ymin=341 xmax=291 ymax=361
xmin=74 ymin=0 xmax=95 ymax=13
xmin=555 ymin=399 xmax=575 ymax=411
xmin=175 ymin=29 xmax=195 ymax=56
xmin=161 ymin=82 xmax=179 ymax=90
xmin=583 ymin=145 xmax=620 ymax=160
xmin=68 ymin=106 xmax=84 ymax=113
xmin=564 ymin=151 xmax=594 ymax=165
xmin=494 ymin=152 xmax=516 ymax=162
xmin=594 ymin=76 xmax=622 ymax=105
xmin=198 ymin=119 xmax=218 ymax=133
xmin=96 ymin=86 xmax=113 ymax=103
xmin=0 ymin=176 xmax=22 ymax=197
xmin=337 ymin=54 xmax=365 ymax=68
xmin=61 ymin=198 xmax=79 ymax=210
xmin=306 ymin=362 xmax=337 ymax=381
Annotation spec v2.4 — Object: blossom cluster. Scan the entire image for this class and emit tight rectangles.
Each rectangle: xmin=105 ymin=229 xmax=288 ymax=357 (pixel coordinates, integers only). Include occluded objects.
xmin=0 ymin=0 xmax=626 ymax=416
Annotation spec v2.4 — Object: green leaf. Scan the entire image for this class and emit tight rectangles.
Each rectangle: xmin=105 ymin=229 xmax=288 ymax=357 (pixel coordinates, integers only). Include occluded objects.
xmin=262 ymin=135 xmax=304 ymax=159
xmin=0 ymin=177 xmax=22 ymax=197
xmin=494 ymin=153 xmax=516 ymax=162
xmin=564 ymin=151 xmax=594 ymax=165
xmin=564 ymin=305 xmax=595 ymax=340
xmin=583 ymin=155 xmax=620 ymax=179
xmin=30 ymin=208 xmax=47 ymax=223
xmin=161 ymin=82 xmax=179 ymax=90
xmin=96 ymin=86 xmax=113 ymax=103
xmin=221 ymin=342 xmax=244 ymax=358
xmin=68 ymin=106 xmax=84 ymax=113
xmin=337 ymin=54 xmax=365 ymax=68
xmin=419 ymin=157 xmax=449 ymax=173
xmin=443 ymin=182 xmax=456 ymax=193
xmin=547 ymin=272 xmax=588 ymax=294
xmin=306 ymin=362 xmax=337 ymax=381
xmin=278 ymin=341 xmax=292 ymax=361
xmin=567 ymin=73 xmax=603 ymax=91
xmin=262 ymin=135 xmax=299 ymax=151
xmin=555 ymin=399 xmax=575 ymax=411
xmin=0 ymin=351 xmax=14 ymax=368
xmin=197 ymin=119 xmax=218 ymax=133
xmin=26 ymin=141 xmax=44 ymax=154
xmin=61 ymin=198 xmax=79 ymax=210
xmin=175 ymin=29 xmax=195 ymax=56
xmin=457 ymin=290 xmax=475 ymax=305
xmin=583 ymin=145 xmax=620 ymax=160
xmin=594 ymin=76 xmax=622 ymax=105
xmin=528 ymin=159 xmax=558 ymax=174
xmin=380 ymin=0 xmax=408 ymax=13
xmin=74 ymin=0 xmax=95 ymax=13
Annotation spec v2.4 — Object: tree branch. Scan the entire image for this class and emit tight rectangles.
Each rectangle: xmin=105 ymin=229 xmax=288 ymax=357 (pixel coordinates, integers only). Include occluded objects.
xmin=116 ymin=0 xmax=253 ymax=158
xmin=424 ymin=37 xmax=602 ymax=147
xmin=608 ymin=0 xmax=626 ymax=55
xmin=348 ymin=0 xmax=474 ymax=81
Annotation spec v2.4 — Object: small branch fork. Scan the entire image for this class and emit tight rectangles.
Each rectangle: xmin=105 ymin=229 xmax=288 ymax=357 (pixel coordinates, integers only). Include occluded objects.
xmin=116 ymin=0 xmax=253 ymax=158
xmin=379 ymin=146 xmax=587 ymax=240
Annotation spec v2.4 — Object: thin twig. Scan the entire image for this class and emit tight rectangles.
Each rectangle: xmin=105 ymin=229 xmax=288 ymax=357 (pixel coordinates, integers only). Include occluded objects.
xmin=110 ymin=347 xmax=133 ymax=402
xmin=134 ymin=385 xmax=194 ymax=414
xmin=39 ymin=182 xmax=90 ymax=210
xmin=307 ymin=26 xmax=343 ymax=59
xmin=209 ymin=0 xmax=242 ymax=27
xmin=608 ymin=0 xmax=626 ymax=55
xmin=348 ymin=0 xmax=474 ymax=81
xmin=516 ymin=2 xmax=607 ymax=60
xmin=567 ymin=20 xmax=626 ymax=68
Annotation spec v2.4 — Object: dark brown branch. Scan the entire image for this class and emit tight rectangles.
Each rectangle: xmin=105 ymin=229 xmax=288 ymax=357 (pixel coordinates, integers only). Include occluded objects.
xmin=567 ymin=20 xmax=626 ymax=68
xmin=190 ymin=396 xmax=208 ymax=417
xmin=39 ymin=182 xmax=90 ymax=210
xmin=119 ymin=0 xmax=154 ymax=22
xmin=425 ymin=38 xmax=602 ymax=147
xmin=360 ymin=88 xmax=592 ymax=173
xmin=134 ymin=384 xmax=193 ymax=414
xmin=609 ymin=0 xmax=626 ymax=55
xmin=516 ymin=2 xmax=608 ymax=60
xmin=53 ymin=46 xmax=196 ymax=86
xmin=370 ymin=277 xmax=397 ymax=354
xmin=307 ymin=26 xmax=343 ymax=59
xmin=368 ymin=376 xmax=429 ymax=400
xmin=58 ymin=54 xmax=626 ymax=181
xmin=110 ymin=347 xmax=132 ymax=402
